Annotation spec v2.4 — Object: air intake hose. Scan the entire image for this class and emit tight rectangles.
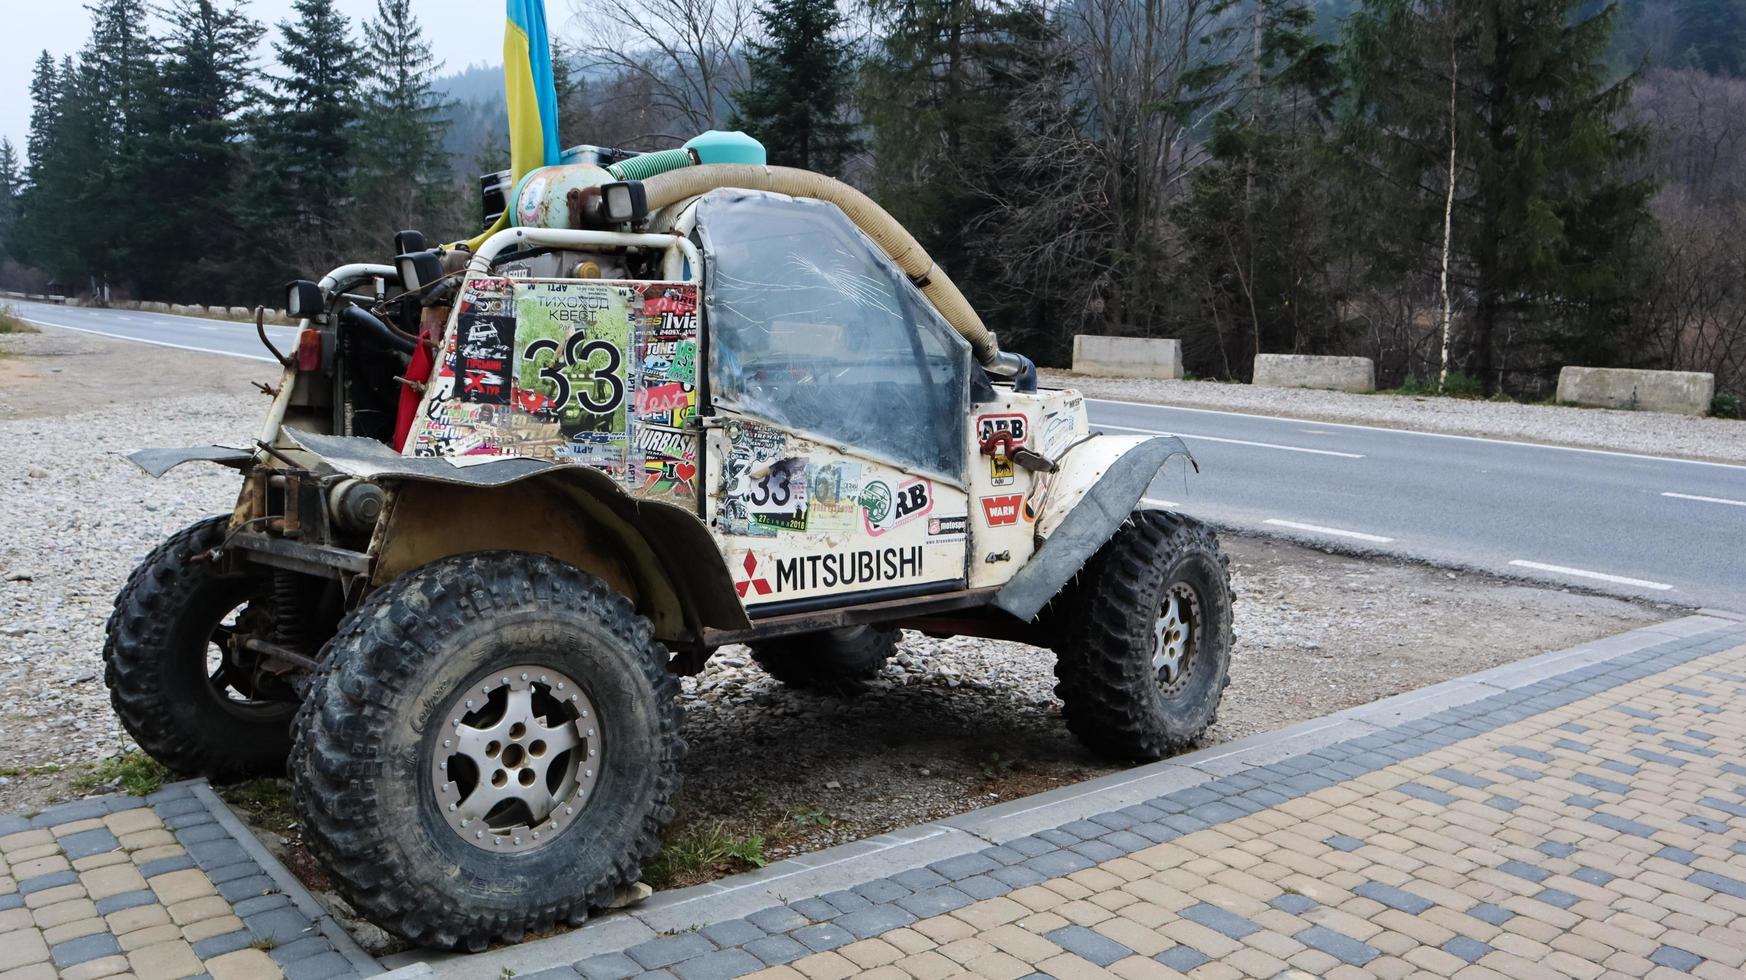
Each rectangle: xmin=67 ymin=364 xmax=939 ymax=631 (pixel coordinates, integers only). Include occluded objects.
xmin=607 ymin=148 xmax=695 ymax=182
xmin=640 ymin=164 xmax=1007 ymax=369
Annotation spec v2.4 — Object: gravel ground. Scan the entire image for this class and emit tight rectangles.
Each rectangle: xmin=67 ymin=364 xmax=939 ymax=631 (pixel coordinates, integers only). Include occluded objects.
xmin=0 ymin=330 xmax=1671 ymax=945
xmin=1045 ymin=369 xmax=1746 ymax=464
xmin=663 ymin=536 xmax=1665 ymax=874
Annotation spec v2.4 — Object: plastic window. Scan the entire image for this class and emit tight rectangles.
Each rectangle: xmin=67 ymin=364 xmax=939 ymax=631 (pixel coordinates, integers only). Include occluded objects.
xmin=697 ymin=190 xmax=970 ymax=482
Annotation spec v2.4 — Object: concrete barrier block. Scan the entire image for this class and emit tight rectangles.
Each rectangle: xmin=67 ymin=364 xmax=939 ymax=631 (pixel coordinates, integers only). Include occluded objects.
xmin=1556 ymin=366 xmax=1714 ymax=416
xmin=170 ymin=304 xmax=196 ymax=316
xmin=142 ymin=301 xmax=170 ymax=314
xmin=1252 ymin=353 xmax=1375 ymax=392
xmin=228 ymin=306 xmax=254 ymax=321
xmin=1071 ymin=335 xmax=1182 ymax=379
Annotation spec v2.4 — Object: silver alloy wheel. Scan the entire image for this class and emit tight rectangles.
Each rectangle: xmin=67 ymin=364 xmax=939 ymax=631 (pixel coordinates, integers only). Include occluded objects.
xmin=1151 ymin=582 xmax=1200 ymax=695
xmin=431 ymin=666 xmax=600 ymax=854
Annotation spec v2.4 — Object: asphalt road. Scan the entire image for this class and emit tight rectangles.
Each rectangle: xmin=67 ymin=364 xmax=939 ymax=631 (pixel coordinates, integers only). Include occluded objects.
xmin=13 ymin=300 xmax=1745 ymax=611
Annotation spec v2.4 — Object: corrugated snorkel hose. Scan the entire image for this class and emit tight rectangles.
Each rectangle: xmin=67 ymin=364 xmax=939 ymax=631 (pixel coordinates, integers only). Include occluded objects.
xmin=640 ymin=164 xmax=1002 ymax=366
xmin=608 ymin=148 xmax=697 ymax=182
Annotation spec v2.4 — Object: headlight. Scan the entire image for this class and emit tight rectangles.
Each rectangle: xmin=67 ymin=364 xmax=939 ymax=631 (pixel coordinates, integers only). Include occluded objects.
xmin=286 ymin=280 xmax=323 ymax=319
xmin=395 ymin=250 xmax=443 ymax=292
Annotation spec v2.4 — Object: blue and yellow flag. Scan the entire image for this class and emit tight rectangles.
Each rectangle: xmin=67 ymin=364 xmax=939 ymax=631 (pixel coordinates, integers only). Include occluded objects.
xmin=504 ymin=0 xmax=562 ymax=177
xmin=461 ymin=0 xmax=562 ymax=250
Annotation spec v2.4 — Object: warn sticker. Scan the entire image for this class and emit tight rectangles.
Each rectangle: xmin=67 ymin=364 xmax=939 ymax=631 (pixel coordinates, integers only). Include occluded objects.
xmin=976 ymin=413 xmax=1028 ymax=447
xmin=981 ymin=494 xmax=1024 ymax=527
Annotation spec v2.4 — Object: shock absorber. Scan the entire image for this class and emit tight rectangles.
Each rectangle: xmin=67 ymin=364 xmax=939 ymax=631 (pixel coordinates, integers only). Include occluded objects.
xmin=271 ymin=570 xmax=310 ymax=655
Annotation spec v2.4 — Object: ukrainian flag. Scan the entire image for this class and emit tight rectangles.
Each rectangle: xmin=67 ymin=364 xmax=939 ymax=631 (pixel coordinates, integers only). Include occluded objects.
xmin=504 ymin=0 xmax=562 ymax=177
xmin=462 ymin=0 xmax=562 ymax=250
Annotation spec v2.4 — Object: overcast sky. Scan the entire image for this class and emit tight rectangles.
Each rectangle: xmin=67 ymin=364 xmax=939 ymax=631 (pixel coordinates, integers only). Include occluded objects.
xmin=0 ymin=0 xmax=539 ymax=163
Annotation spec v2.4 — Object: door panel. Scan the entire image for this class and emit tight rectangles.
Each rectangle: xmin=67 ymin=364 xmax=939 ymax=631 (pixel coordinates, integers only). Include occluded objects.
xmin=707 ymin=415 xmax=968 ymax=611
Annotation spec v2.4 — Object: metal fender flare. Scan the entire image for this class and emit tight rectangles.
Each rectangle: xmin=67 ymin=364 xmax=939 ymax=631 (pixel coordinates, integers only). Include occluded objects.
xmin=992 ymin=435 xmax=1194 ymax=622
xmin=247 ymin=430 xmax=750 ymax=642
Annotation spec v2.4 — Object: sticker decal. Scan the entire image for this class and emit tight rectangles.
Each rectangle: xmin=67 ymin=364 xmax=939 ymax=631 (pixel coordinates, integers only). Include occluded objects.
xmin=981 ymin=494 xmax=1024 ymax=527
xmin=772 ymin=546 xmax=923 ymax=592
xmin=928 ymin=515 xmax=967 ymax=539
xmin=976 ymin=413 xmax=1029 ymax=447
xmin=749 ymin=458 xmax=809 ymax=532
xmin=990 ymin=456 xmax=1015 ymax=487
xmin=862 ymin=477 xmax=932 ymax=536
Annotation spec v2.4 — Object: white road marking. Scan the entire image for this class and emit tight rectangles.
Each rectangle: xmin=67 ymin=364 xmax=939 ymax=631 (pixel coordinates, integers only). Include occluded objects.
xmin=1262 ymin=519 xmax=1394 ymax=543
xmin=15 ymin=316 xmax=281 ymax=363
xmin=1508 ymin=560 xmax=1674 ymax=591
xmin=1662 ymin=491 xmax=1746 ymax=508
xmin=1087 ymin=397 xmax=1746 ymax=472
xmin=1097 ymin=422 xmax=1365 ymax=458
xmin=1140 ymin=496 xmax=1181 ymax=509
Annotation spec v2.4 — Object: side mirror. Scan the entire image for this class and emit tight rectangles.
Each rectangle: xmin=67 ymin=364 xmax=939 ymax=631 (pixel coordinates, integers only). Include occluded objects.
xmin=286 ymin=280 xmax=323 ymax=320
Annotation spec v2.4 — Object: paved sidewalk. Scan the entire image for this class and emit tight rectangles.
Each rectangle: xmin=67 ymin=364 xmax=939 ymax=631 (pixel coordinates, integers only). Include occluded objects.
xmin=0 ymin=781 xmax=375 ymax=980
xmin=388 ymin=612 xmax=1746 ymax=980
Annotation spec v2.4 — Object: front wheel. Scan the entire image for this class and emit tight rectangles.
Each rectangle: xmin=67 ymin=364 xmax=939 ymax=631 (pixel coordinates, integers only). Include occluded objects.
xmin=103 ymin=516 xmax=297 ymax=781
xmin=291 ymin=552 xmax=683 ymax=950
xmin=1050 ymin=510 xmax=1234 ymax=761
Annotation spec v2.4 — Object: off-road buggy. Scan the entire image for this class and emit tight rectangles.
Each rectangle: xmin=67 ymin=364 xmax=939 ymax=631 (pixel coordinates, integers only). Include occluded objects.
xmin=108 ymin=136 xmax=1233 ymax=950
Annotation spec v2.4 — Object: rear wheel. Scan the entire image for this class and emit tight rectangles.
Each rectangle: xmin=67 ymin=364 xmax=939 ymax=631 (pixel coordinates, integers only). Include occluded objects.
xmin=103 ymin=516 xmax=297 ymax=781
xmin=291 ymin=552 xmax=682 ymax=950
xmin=750 ymin=625 xmax=899 ymax=693
xmin=1050 ymin=510 xmax=1233 ymax=760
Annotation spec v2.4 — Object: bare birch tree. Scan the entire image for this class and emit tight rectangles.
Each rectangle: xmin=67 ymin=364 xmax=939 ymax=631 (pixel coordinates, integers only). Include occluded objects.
xmin=565 ymin=0 xmax=756 ymax=138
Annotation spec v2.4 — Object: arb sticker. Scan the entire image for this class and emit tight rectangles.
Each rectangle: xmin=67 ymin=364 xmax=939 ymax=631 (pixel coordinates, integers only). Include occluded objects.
xmin=862 ymin=477 xmax=932 ymax=536
xmin=976 ymin=413 xmax=1028 ymax=447
xmin=981 ymin=494 xmax=1023 ymax=527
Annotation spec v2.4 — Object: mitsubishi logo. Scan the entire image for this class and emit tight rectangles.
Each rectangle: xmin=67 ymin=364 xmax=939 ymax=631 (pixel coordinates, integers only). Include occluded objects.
xmin=735 ymin=551 xmax=772 ymax=598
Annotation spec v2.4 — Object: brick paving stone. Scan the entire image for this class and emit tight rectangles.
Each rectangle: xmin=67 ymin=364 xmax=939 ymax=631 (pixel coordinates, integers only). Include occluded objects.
xmin=204 ymin=947 xmax=281 ymax=980
xmin=53 ymin=932 xmax=124 ymax=969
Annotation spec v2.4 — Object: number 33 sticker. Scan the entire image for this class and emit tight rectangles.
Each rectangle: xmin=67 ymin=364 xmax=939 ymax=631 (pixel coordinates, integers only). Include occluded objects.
xmin=522 ymin=336 xmax=625 ymax=414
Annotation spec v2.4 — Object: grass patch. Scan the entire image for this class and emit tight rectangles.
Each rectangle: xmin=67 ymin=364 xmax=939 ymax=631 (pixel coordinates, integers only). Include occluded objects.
xmin=0 ymin=763 xmax=65 ymax=778
xmin=220 ymin=778 xmax=296 ymax=834
xmin=644 ymin=821 xmax=767 ymax=889
xmin=1386 ymin=371 xmax=1487 ymax=399
xmin=0 ymin=304 xmax=37 ymax=335
xmin=1713 ymin=392 xmax=1743 ymax=420
xmin=75 ymin=754 xmax=169 ymax=797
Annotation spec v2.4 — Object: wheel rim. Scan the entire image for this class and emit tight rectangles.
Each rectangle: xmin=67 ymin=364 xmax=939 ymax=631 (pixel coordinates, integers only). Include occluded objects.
xmin=201 ymin=598 xmax=295 ymax=719
xmin=1151 ymin=582 xmax=1201 ymax=696
xmin=431 ymin=666 xmax=601 ymax=854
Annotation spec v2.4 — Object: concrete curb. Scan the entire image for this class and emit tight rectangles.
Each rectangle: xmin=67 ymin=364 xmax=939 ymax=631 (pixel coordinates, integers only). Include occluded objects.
xmin=382 ymin=612 xmax=1746 ymax=979
xmin=193 ymin=782 xmax=382 ymax=976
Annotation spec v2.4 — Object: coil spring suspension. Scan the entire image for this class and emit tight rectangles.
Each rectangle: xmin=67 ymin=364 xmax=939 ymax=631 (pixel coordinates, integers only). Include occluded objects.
xmin=271 ymin=570 xmax=310 ymax=654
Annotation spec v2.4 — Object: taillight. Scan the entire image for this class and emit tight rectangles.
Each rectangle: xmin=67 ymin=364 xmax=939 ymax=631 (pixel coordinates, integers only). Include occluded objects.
xmin=296 ymin=328 xmax=323 ymax=371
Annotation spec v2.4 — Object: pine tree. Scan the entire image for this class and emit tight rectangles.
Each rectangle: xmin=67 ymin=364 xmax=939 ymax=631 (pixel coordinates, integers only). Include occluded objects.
xmin=730 ymin=0 xmax=859 ymax=175
xmin=1174 ymin=0 xmax=1344 ymax=378
xmin=860 ymin=0 xmax=1062 ymax=294
xmin=352 ymin=0 xmax=453 ymax=246
xmin=45 ymin=0 xmax=158 ymax=296
xmin=259 ymin=0 xmax=366 ymax=271
xmin=135 ymin=0 xmax=264 ymax=301
xmin=1342 ymin=0 xmax=1654 ymax=392
xmin=0 ymin=139 xmax=21 ymax=262
xmin=24 ymin=53 xmax=59 ymax=184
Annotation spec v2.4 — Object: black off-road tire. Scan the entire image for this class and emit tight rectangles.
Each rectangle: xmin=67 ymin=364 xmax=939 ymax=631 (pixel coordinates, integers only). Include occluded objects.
xmin=749 ymin=626 xmax=899 ymax=693
xmin=103 ymin=516 xmax=295 ymax=781
xmin=1050 ymin=510 xmax=1233 ymax=761
xmin=290 ymin=552 xmax=683 ymax=951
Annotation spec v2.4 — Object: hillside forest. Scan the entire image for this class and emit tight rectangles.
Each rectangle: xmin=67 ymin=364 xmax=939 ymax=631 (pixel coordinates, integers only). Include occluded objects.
xmin=2 ymin=0 xmax=1743 ymax=403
